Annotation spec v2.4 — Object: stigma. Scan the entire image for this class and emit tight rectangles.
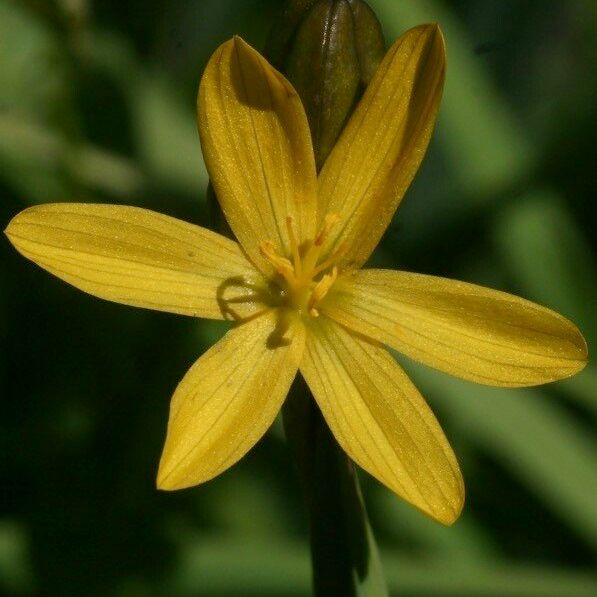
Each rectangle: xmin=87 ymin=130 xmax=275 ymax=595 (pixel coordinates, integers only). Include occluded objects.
xmin=260 ymin=214 xmax=346 ymax=317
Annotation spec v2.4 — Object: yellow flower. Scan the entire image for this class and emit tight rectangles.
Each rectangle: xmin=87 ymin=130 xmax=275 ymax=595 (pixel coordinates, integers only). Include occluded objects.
xmin=5 ymin=26 xmax=587 ymax=525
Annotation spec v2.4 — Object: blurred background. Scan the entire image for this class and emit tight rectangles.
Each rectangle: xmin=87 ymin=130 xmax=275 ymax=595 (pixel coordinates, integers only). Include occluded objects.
xmin=1 ymin=0 xmax=596 ymax=595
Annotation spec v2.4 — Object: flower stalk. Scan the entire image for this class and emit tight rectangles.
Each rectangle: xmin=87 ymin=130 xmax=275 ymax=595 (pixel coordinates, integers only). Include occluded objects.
xmin=283 ymin=379 xmax=388 ymax=596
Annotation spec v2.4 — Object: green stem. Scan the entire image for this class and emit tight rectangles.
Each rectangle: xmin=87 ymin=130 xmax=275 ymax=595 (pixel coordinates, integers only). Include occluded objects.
xmin=283 ymin=378 xmax=387 ymax=596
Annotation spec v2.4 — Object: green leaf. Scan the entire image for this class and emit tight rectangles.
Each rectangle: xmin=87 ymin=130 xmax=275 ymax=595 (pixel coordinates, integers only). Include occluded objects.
xmin=0 ymin=113 xmax=145 ymax=202
xmin=0 ymin=0 xmax=70 ymax=123
xmin=132 ymin=73 xmax=208 ymax=195
xmin=0 ymin=0 xmax=77 ymax=202
xmin=86 ymin=31 xmax=209 ymax=198
xmin=168 ymin=536 xmax=597 ymax=596
xmin=374 ymin=489 xmax=499 ymax=564
xmin=0 ymin=113 xmax=74 ymax=203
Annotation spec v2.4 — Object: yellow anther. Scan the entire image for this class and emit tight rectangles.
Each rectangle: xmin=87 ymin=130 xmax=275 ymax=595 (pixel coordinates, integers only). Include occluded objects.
xmin=260 ymin=241 xmax=294 ymax=280
xmin=302 ymin=212 xmax=341 ymax=274
xmin=307 ymin=266 xmax=338 ymax=317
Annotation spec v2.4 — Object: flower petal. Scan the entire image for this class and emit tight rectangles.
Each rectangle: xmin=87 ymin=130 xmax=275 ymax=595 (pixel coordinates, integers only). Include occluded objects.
xmin=5 ymin=203 xmax=265 ymax=320
xmin=198 ymin=36 xmax=318 ymax=274
xmin=324 ymin=269 xmax=588 ymax=387
xmin=300 ymin=317 xmax=464 ymax=525
xmin=317 ymin=24 xmax=445 ymax=268
xmin=158 ymin=309 xmax=305 ymax=489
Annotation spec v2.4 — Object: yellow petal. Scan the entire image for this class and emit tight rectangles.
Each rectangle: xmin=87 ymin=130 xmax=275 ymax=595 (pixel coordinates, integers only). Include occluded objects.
xmin=300 ymin=317 xmax=463 ymax=525
xmin=158 ymin=309 xmax=305 ymax=489
xmin=317 ymin=24 xmax=445 ymax=268
xmin=198 ymin=36 xmax=317 ymax=274
xmin=5 ymin=203 xmax=266 ymax=320
xmin=324 ymin=270 xmax=588 ymax=387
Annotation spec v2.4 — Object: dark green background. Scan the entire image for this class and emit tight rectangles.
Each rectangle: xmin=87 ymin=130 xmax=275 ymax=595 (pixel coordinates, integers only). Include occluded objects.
xmin=1 ymin=1 xmax=596 ymax=595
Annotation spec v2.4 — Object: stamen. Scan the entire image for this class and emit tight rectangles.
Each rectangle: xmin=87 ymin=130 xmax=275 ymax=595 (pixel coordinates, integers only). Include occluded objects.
xmin=285 ymin=217 xmax=302 ymax=277
xmin=260 ymin=241 xmax=295 ymax=283
xmin=302 ymin=212 xmax=340 ymax=274
xmin=308 ymin=266 xmax=338 ymax=317
xmin=259 ymin=212 xmax=345 ymax=317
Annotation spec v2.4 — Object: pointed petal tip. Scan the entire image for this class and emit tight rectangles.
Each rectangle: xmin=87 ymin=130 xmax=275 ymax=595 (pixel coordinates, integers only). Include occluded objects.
xmin=156 ymin=457 xmax=199 ymax=491
xmin=411 ymin=22 xmax=443 ymax=40
xmin=442 ymin=491 xmax=465 ymax=527
xmin=564 ymin=348 xmax=589 ymax=378
xmin=384 ymin=466 xmax=464 ymax=525
xmin=426 ymin=22 xmax=446 ymax=60
xmin=437 ymin=509 xmax=462 ymax=527
xmin=433 ymin=24 xmax=446 ymax=53
xmin=232 ymin=34 xmax=248 ymax=48
xmin=416 ymin=487 xmax=464 ymax=527
xmin=230 ymin=35 xmax=243 ymax=53
xmin=229 ymin=34 xmax=296 ymax=96
xmin=5 ymin=207 xmax=31 ymax=244
xmin=230 ymin=35 xmax=262 ymax=64
xmin=413 ymin=470 xmax=465 ymax=526
xmin=156 ymin=467 xmax=183 ymax=492
xmin=6 ymin=204 xmax=59 ymax=236
xmin=4 ymin=212 xmax=15 ymax=235
xmin=413 ymin=23 xmax=446 ymax=67
xmin=155 ymin=477 xmax=173 ymax=492
xmin=5 ymin=207 xmax=24 ymax=231
xmin=419 ymin=22 xmax=442 ymax=35
xmin=541 ymin=319 xmax=589 ymax=383
xmin=577 ymin=330 xmax=589 ymax=361
xmin=571 ymin=335 xmax=588 ymax=372
xmin=428 ymin=22 xmax=442 ymax=34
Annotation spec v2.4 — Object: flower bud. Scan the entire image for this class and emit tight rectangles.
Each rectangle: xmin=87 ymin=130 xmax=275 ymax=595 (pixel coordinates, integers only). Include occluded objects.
xmin=266 ymin=0 xmax=385 ymax=169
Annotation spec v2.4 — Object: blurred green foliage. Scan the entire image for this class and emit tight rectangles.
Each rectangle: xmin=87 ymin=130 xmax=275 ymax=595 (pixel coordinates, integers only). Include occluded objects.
xmin=1 ymin=0 xmax=596 ymax=595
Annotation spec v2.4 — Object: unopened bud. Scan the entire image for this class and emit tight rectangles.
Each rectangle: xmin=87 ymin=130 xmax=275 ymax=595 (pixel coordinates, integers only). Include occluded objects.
xmin=266 ymin=0 xmax=385 ymax=169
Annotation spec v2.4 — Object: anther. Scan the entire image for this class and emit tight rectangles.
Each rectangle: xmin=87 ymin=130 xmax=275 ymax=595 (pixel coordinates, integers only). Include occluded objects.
xmin=260 ymin=241 xmax=295 ymax=281
xmin=307 ymin=266 xmax=338 ymax=317
xmin=302 ymin=212 xmax=341 ymax=274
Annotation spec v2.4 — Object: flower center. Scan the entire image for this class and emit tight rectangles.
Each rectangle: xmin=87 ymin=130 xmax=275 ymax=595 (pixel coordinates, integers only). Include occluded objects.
xmin=260 ymin=214 xmax=346 ymax=317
